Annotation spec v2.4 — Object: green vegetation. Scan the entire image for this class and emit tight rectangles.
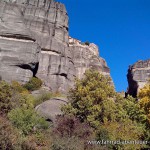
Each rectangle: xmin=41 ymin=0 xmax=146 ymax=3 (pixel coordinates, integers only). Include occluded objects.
xmin=0 ymin=71 xmax=150 ymax=149
xmin=138 ymin=80 xmax=150 ymax=147
xmin=84 ymin=41 xmax=90 ymax=46
xmin=62 ymin=70 xmax=149 ymax=149
xmin=8 ymin=108 xmax=49 ymax=135
xmin=34 ymin=90 xmax=64 ymax=106
xmin=51 ymin=115 xmax=94 ymax=150
xmin=0 ymin=80 xmax=50 ymax=149
xmin=24 ymin=77 xmax=42 ymax=91
xmin=138 ymin=80 xmax=150 ymax=124
xmin=34 ymin=91 xmax=53 ymax=106
xmin=62 ymin=70 xmax=116 ymax=127
xmin=0 ymin=116 xmax=22 ymax=150
xmin=0 ymin=81 xmax=13 ymax=114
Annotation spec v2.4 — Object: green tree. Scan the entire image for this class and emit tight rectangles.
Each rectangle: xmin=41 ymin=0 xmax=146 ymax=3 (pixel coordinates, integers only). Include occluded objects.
xmin=84 ymin=41 xmax=90 ymax=46
xmin=62 ymin=69 xmax=116 ymax=127
xmin=138 ymin=80 xmax=150 ymax=124
xmin=138 ymin=80 xmax=150 ymax=147
xmin=115 ymin=94 xmax=147 ymax=123
xmin=62 ymin=70 xmax=146 ymax=149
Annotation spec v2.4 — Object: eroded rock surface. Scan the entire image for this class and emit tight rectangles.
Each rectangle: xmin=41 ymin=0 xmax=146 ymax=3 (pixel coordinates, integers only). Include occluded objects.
xmin=20 ymin=0 xmax=75 ymax=93
xmin=69 ymin=37 xmax=112 ymax=80
xmin=0 ymin=0 xmax=40 ymax=83
xmin=127 ymin=59 xmax=150 ymax=97
xmin=0 ymin=0 xmax=112 ymax=93
xmin=35 ymin=97 xmax=68 ymax=122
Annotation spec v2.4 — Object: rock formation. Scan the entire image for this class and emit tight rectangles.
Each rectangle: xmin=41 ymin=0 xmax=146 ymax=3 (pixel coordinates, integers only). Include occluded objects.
xmin=35 ymin=97 xmax=68 ymax=122
xmin=0 ymin=0 xmax=40 ymax=83
xmin=69 ymin=37 xmax=111 ymax=79
xmin=0 ymin=0 xmax=112 ymax=93
xmin=127 ymin=59 xmax=150 ymax=97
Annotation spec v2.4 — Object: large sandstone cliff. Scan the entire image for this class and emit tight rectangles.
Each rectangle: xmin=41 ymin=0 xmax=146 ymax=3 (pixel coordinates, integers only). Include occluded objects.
xmin=127 ymin=59 xmax=150 ymax=97
xmin=0 ymin=0 xmax=112 ymax=93
xmin=69 ymin=37 xmax=110 ymax=79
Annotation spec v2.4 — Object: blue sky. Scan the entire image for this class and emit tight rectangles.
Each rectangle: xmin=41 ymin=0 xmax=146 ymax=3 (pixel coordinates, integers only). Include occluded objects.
xmin=58 ymin=0 xmax=150 ymax=92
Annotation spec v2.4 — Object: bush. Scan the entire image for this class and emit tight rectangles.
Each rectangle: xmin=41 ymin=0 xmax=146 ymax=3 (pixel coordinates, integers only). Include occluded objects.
xmin=0 ymin=81 xmax=35 ymax=115
xmin=8 ymin=108 xmax=49 ymax=135
xmin=34 ymin=90 xmax=65 ymax=107
xmin=84 ymin=41 xmax=90 ymax=46
xmin=101 ymin=120 xmax=145 ymax=150
xmin=0 ymin=116 xmax=22 ymax=150
xmin=53 ymin=115 xmax=93 ymax=138
xmin=11 ymin=81 xmax=29 ymax=94
xmin=34 ymin=91 xmax=53 ymax=106
xmin=0 ymin=81 xmax=13 ymax=115
xmin=51 ymin=136 xmax=84 ymax=150
xmin=21 ymin=132 xmax=52 ymax=150
xmin=51 ymin=115 xmax=94 ymax=150
xmin=0 ymin=115 xmax=52 ymax=150
xmin=24 ymin=77 xmax=42 ymax=91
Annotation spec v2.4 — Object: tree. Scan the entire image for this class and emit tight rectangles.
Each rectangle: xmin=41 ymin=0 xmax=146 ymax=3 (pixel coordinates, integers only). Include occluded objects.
xmin=138 ymin=80 xmax=150 ymax=147
xmin=116 ymin=95 xmax=146 ymax=123
xmin=138 ymin=80 xmax=150 ymax=124
xmin=62 ymin=70 xmax=146 ymax=149
xmin=62 ymin=69 xmax=116 ymax=127
xmin=84 ymin=41 xmax=90 ymax=46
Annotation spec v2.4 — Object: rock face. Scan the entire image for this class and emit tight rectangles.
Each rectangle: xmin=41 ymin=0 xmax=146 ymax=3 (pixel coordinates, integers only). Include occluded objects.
xmin=0 ymin=0 xmax=40 ymax=83
xmin=127 ymin=59 xmax=150 ymax=97
xmin=0 ymin=0 xmax=112 ymax=93
xmin=69 ymin=37 xmax=111 ymax=79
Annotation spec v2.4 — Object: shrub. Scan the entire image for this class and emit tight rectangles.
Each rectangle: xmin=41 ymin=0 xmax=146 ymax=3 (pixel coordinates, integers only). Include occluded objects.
xmin=11 ymin=81 xmax=29 ymax=94
xmin=51 ymin=136 xmax=84 ymax=150
xmin=51 ymin=115 xmax=94 ymax=150
xmin=0 ymin=81 xmax=13 ymax=114
xmin=53 ymin=115 xmax=93 ymax=138
xmin=8 ymin=108 xmax=49 ymax=135
xmin=34 ymin=90 xmax=65 ymax=107
xmin=0 ymin=116 xmax=22 ymax=150
xmin=100 ymin=120 xmax=145 ymax=150
xmin=21 ymin=132 xmax=52 ymax=150
xmin=34 ymin=91 xmax=53 ymax=106
xmin=0 ymin=80 xmax=36 ymax=115
xmin=84 ymin=41 xmax=90 ymax=46
xmin=24 ymin=77 xmax=42 ymax=91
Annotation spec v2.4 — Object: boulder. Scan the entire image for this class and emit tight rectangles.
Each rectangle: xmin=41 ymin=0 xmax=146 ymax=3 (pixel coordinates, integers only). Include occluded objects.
xmin=35 ymin=97 xmax=68 ymax=122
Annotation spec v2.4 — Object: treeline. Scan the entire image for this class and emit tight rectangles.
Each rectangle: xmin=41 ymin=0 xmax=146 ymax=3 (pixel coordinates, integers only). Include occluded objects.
xmin=0 ymin=70 xmax=150 ymax=150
